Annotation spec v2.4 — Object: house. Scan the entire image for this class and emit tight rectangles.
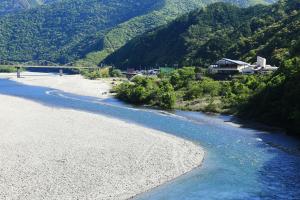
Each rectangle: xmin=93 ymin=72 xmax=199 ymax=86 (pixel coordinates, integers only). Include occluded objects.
xmin=208 ymin=58 xmax=251 ymax=74
xmin=209 ymin=57 xmax=278 ymax=75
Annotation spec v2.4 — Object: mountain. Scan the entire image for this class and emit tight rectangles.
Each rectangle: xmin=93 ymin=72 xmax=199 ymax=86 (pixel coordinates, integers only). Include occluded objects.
xmin=0 ymin=0 xmax=163 ymax=63
xmin=0 ymin=0 xmax=61 ymax=15
xmin=78 ymin=0 xmax=276 ymax=67
xmin=0 ymin=0 xmax=274 ymax=64
xmin=105 ymin=0 xmax=298 ymax=69
xmin=105 ymin=0 xmax=300 ymax=135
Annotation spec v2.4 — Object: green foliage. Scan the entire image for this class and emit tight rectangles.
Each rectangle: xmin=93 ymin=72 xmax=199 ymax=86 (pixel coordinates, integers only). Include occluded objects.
xmin=81 ymin=67 xmax=123 ymax=79
xmin=80 ymin=69 xmax=102 ymax=80
xmin=239 ymin=57 xmax=300 ymax=136
xmin=0 ymin=0 xmax=163 ymax=63
xmin=109 ymin=68 xmax=123 ymax=77
xmin=115 ymin=53 xmax=300 ymax=136
xmin=170 ymin=67 xmax=196 ymax=89
xmin=184 ymin=78 xmax=221 ymax=100
xmin=0 ymin=0 xmax=274 ymax=64
xmin=155 ymin=80 xmax=176 ymax=109
xmin=115 ymin=67 xmax=268 ymax=111
xmin=115 ymin=76 xmax=176 ymax=109
xmin=106 ymin=0 xmax=296 ymax=69
xmin=204 ymin=98 xmax=219 ymax=113
xmin=0 ymin=0 xmax=57 ymax=16
xmin=80 ymin=0 xmax=211 ymax=65
xmin=0 ymin=65 xmax=18 ymax=72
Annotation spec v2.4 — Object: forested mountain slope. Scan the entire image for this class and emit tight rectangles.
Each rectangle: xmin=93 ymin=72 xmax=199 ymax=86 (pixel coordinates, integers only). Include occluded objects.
xmin=105 ymin=0 xmax=298 ymax=69
xmin=0 ymin=0 xmax=163 ymax=63
xmin=0 ymin=0 xmax=60 ymax=15
xmin=109 ymin=0 xmax=300 ymax=136
xmin=237 ymin=33 xmax=300 ymax=135
xmin=78 ymin=0 xmax=275 ymax=66
xmin=68 ymin=0 xmax=208 ymax=66
xmin=0 ymin=0 xmax=275 ymax=64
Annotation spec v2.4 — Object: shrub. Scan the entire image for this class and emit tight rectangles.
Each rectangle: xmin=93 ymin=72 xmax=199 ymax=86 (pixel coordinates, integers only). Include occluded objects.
xmin=109 ymin=68 xmax=123 ymax=77
xmin=115 ymin=76 xmax=176 ymax=109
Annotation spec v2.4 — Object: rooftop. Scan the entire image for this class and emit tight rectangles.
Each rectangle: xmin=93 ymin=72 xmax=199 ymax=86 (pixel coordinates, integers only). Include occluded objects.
xmin=219 ymin=58 xmax=250 ymax=65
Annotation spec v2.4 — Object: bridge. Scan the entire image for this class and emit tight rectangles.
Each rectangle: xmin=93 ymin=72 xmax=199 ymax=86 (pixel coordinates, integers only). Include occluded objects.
xmin=0 ymin=60 xmax=100 ymax=78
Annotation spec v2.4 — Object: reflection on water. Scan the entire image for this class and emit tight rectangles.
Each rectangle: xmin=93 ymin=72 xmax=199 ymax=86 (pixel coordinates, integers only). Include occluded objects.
xmin=0 ymin=79 xmax=300 ymax=200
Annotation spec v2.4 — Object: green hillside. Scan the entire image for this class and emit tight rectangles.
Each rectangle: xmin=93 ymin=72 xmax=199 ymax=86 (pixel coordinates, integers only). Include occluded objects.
xmin=78 ymin=0 xmax=275 ymax=67
xmin=105 ymin=0 xmax=298 ymax=69
xmin=239 ymin=50 xmax=300 ymax=135
xmin=0 ymin=0 xmax=163 ymax=63
xmin=112 ymin=0 xmax=300 ymax=135
xmin=0 ymin=0 xmax=274 ymax=64
xmin=0 ymin=0 xmax=60 ymax=15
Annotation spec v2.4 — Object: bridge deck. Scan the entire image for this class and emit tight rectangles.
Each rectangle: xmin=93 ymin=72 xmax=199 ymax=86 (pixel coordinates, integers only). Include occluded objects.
xmin=1 ymin=65 xmax=99 ymax=69
xmin=20 ymin=66 xmax=99 ymax=69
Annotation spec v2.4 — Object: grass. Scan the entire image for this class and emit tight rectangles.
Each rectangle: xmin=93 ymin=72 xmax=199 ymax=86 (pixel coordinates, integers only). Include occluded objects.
xmin=174 ymin=94 xmax=233 ymax=114
xmin=0 ymin=65 xmax=18 ymax=73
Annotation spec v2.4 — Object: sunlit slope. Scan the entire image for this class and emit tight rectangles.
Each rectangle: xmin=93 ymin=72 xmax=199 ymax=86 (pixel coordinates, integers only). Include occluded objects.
xmin=0 ymin=0 xmax=275 ymax=64
xmin=105 ymin=0 xmax=297 ymax=69
xmin=0 ymin=0 xmax=61 ymax=15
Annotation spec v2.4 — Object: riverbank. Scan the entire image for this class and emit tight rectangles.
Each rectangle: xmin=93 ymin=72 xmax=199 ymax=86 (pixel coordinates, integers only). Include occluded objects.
xmin=113 ymin=70 xmax=300 ymax=136
xmin=0 ymin=72 xmax=118 ymax=98
xmin=0 ymin=73 xmax=204 ymax=199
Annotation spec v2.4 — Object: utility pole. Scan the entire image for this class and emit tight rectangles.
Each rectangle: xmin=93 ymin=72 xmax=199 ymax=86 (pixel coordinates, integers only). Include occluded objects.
xmin=17 ymin=67 xmax=21 ymax=78
xmin=59 ymin=69 xmax=63 ymax=76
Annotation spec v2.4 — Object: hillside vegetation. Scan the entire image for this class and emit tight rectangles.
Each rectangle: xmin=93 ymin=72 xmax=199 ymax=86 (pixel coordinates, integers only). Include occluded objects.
xmin=239 ymin=43 xmax=300 ymax=135
xmin=0 ymin=0 xmax=162 ymax=63
xmin=114 ymin=0 xmax=300 ymax=136
xmin=0 ymin=0 xmax=41 ymax=15
xmin=78 ymin=0 xmax=275 ymax=67
xmin=0 ymin=0 xmax=61 ymax=15
xmin=0 ymin=0 xmax=274 ymax=64
xmin=106 ymin=0 xmax=297 ymax=69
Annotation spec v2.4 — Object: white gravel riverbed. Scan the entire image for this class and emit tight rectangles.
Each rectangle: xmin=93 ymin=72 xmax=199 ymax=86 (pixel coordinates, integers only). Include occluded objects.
xmin=0 ymin=73 xmax=204 ymax=199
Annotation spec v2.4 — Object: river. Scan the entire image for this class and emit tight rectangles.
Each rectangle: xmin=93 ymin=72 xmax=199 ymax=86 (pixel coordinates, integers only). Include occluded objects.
xmin=0 ymin=78 xmax=300 ymax=200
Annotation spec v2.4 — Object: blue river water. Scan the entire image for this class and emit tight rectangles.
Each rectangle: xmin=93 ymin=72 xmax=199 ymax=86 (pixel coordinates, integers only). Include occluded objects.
xmin=0 ymin=78 xmax=300 ymax=200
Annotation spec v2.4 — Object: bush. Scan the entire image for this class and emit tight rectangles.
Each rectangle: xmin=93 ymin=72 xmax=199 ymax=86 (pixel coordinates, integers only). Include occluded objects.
xmin=109 ymin=68 xmax=123 ymax=77
xmin=115 ymin=76 xmax=176 ymax=109
xmin=0 ymin=66 xmax=18 ymax=73
xmin=184 ymin=78 xmax=221 ymax=100
xmin=155 ymin=80 xmax=176 ymax=109
xmin=81 ymin=67 xmax=116 ymax=79
xmin=170 ymin=67 xmax=196 ymax=89
xmin=205 ymin=102 xmax=219 ymax=113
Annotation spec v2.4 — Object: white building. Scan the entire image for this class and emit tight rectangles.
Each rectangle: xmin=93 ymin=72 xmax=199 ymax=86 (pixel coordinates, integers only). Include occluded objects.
xmin=209 ymin=57 xmax=278 ymax=75
xmin=209 ymin=58 xmax=251 ymax=74
xmin=257 ymin=56 xmax=267 ymax=68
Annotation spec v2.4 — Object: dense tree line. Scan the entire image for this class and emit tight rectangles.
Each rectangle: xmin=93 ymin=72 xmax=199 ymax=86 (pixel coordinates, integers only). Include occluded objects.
xmin=115 ymin=67 xmax=268 ymax=111
xmin=115 ymin=58 xmax=299 ymax=136
xmin=105 ymin=0 xmax=297 ymax=69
